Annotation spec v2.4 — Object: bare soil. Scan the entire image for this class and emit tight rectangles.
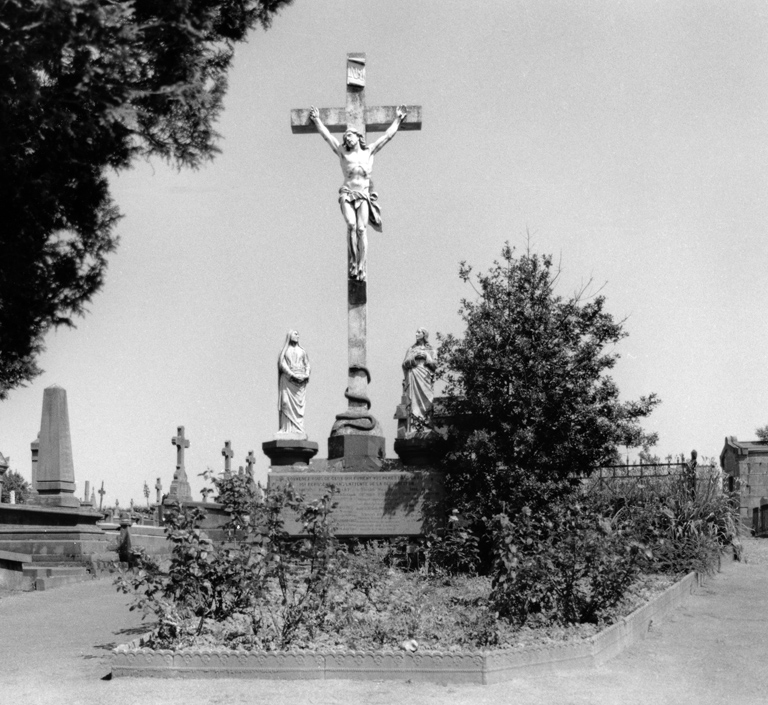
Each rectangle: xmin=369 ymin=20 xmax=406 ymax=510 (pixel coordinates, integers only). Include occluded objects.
xmin=2 ymin=540 xmax=767 ymax=705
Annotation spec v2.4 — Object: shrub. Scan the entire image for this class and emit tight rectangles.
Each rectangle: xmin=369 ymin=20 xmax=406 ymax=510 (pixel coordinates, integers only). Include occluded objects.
xmin=609 ymin=466 xmax=740 ymax=576
xmin=437 ymin=245 xmax=660 ymax=528
xmin=490 ymin=497 xmax=643 ymax=627
xmin=116 ymin=477 xmax=340 ymax=650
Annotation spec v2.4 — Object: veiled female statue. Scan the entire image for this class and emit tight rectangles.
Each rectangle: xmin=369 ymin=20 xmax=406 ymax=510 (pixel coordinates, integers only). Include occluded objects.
xmin=402 ymin=328 xmax=437 ymax=433
xmin=277 ymin=330 xmax=311 ymax=436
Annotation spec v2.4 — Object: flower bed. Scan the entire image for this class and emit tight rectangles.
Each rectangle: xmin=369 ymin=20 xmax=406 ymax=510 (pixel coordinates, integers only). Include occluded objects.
xmin=112 ymin=571 xmax=702 ymax=683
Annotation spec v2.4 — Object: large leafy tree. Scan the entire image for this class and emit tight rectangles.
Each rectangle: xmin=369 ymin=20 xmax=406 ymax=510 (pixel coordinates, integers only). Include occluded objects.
xmin=0 ymin=0 xmax=292 ymax=398
xmin=1 ymin=469 xmax=31 ymax=504
xmin=438 ymin=244 xmax=659 ymax=521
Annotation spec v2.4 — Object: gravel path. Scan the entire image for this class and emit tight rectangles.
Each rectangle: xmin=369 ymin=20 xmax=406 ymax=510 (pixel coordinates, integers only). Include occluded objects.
xmin=2 ymin=540 xmax=768 ymax=705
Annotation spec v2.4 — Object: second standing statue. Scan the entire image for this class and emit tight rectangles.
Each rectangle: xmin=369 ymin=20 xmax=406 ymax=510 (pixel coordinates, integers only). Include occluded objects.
xmin=277 ymin=330 xmax=311 ymax=438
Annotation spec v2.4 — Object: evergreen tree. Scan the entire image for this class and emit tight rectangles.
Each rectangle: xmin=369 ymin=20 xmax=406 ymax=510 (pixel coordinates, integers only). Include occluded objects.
xmin=0 ymin=0 xmax=292 ymax=398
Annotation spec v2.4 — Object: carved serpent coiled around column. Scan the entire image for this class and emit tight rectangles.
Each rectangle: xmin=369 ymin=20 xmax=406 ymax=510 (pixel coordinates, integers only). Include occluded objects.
xmin=344 ymin=364 xmax=371 ymax=408
xmin=331 ymin=365 xmax=379 ymax=433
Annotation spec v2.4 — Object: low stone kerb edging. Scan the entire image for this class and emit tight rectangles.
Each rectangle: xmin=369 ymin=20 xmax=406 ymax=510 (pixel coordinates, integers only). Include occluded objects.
xmin=112 ymin=571 xmax=703 ymax=684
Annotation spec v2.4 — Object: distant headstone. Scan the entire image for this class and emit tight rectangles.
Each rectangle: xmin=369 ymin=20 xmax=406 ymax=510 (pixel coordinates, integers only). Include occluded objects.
xmin=36 ymin=385 xmax=79 ymax=507
xmin=9 ymin=490 xmax=15 ymax=505
xmin=221 ymin=440 xmax=234 ymax=479
xmin=169 ymin=426 xmax=193 ymax=502
xmin=154 ymin=477 xmax=162 ymax=504
xmin=83 ymin=480 xmax=90 ymax=503
xmin=98 ymin=481 xmax=105 ymax=509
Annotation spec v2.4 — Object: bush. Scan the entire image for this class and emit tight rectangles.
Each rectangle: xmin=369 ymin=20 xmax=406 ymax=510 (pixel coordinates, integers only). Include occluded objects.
xmin=116 ymin=476 xmax=340 ymax=650
xmin=490 ymin=497 xmax=643 ymax=627
xmin=609 ymin=466 xmax=740 ymax=576
xmin=437 ymin=245 xmax=659 ymax=527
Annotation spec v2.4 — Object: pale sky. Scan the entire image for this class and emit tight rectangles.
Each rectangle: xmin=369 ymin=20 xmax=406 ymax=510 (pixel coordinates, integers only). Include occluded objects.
xmin=2 ymin=1 xmax=767 ymax=506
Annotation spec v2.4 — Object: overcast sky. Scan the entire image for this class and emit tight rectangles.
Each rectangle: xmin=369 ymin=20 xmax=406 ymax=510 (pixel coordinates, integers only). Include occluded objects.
xmin=2 ymin=1 xmax=767 ymax=506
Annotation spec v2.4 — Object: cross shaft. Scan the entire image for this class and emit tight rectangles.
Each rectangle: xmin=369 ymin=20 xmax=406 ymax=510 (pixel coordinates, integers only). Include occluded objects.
xmin=290 ymin=53 xmax=422 ymax=452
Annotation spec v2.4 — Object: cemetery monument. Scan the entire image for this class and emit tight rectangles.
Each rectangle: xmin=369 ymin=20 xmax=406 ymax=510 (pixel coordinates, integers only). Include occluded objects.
xmin=265 ymin=53 xmax=442 ymax=536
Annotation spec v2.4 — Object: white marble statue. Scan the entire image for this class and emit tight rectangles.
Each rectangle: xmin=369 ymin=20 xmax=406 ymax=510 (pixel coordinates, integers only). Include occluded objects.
xmin=309 ymin=104 xmax=408 ymax=281
xmin=277 ymin=330 xmax=311 ymax=437
xmin=402 ymin=328 xmax=437 ymax=432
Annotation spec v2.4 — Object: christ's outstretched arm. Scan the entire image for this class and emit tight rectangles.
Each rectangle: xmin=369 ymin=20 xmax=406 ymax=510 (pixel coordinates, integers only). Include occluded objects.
xmin=370 ymin=105 xmax=407 ymax=155
xmin=309 ymin=106 xmax=342 ymax=156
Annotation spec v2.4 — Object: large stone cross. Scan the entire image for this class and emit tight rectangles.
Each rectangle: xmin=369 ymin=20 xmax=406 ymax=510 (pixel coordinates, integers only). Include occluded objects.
xmin=291 ymin=54 xmax=422 ymax=466
xmin=291 ymin=53 xmax=422 ymax=139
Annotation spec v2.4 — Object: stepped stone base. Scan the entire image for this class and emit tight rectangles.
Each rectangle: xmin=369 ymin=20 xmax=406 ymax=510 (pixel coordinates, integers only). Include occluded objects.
xmin=0 ymin=548 xmax=95 ymax=591
xmin=0 ymin=504 xmax=111 ymax=563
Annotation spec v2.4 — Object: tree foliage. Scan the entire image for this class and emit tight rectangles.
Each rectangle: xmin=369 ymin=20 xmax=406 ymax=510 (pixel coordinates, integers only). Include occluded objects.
xmin=0 ymin=0 xmax=292 ymax=398
xmin=1 ymin=469 xmax=31 ymax=503
xmin=438 ymin=244 xmax=660 ymax=521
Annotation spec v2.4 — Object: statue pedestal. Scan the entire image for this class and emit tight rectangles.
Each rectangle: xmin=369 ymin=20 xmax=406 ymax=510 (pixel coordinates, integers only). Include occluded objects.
xmin=262 ymin=439 xmax=319 ymax=467
xmin=327 ymin=433 xmax=385 ymax=472
xmin=393 ymin=437 xmax=444 ymax=467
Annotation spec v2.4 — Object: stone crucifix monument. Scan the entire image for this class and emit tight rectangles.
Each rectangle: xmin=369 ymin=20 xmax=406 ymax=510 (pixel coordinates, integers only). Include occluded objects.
xmin=266 ymin=54 xmax=443 ymax=538
xmin=169 ymin=426 xmax=193 ymax=502
xmin=290 ymin=52 xmax=422 ymax=470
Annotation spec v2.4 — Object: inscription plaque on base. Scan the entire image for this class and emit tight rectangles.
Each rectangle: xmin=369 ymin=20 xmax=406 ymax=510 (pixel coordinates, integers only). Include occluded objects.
xmin=267 ymin=471 xmax=444 ymax=537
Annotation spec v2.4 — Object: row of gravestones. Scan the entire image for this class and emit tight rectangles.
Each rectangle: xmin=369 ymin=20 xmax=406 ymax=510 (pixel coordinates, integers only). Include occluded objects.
xmin=2 ymin=380 xmax=444 ymax=537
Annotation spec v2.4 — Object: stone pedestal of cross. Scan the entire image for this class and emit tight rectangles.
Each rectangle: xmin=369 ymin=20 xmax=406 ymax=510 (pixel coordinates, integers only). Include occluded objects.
xmin=221 ymin=440 xmax=234 ymax=479
xmin=291 ymin=53 xmax=422 ymax=469
xmin=169 ymin=426 xmax=193 ymax=502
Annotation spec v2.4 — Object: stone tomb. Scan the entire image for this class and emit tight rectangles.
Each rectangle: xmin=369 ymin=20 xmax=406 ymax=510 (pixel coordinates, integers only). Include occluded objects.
xmin=0 ymin=385 xmax=110 ymax=564
xmin=267 ymin=464 xmax=444 ymax=537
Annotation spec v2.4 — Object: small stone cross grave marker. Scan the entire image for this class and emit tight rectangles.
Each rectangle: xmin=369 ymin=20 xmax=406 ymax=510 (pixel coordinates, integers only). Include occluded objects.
xmin=221 ymin=440 xmax=234 ymax=478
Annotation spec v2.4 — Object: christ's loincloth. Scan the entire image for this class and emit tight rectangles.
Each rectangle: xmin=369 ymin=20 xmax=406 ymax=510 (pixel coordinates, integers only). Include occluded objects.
xmin=339 ymin=186 xmax=382 ymax=232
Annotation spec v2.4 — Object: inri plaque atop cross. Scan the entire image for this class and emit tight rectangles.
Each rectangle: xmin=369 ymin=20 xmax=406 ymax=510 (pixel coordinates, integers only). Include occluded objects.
xmin=291 ymin=53 xmax=422 ymax=467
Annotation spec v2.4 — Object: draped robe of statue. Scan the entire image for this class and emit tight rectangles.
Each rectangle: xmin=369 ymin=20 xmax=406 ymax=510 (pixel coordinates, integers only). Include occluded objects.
xmin=402 ymin=333 xmax=437 ymax=430
xmin=278 ymin=331 xmax=311 ymax=436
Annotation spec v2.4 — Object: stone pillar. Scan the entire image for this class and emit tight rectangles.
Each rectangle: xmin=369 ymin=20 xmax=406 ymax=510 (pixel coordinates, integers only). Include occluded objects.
xmin=328 ymin=280 xmax=385 ymax=471
xmin=0 ymin=451 xmax=8 ymax=503
xmin=36 ymin=385 xmax=79 ymax=507
xmin=29 ymin=434 xmax=39 ymax=500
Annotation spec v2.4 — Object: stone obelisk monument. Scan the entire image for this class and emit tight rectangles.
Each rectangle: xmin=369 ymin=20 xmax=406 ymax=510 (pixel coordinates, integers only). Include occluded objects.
xmin=36 ymin=385 xmax=80 ymax=507
xmin=291 ymin=53 xmax=422 ymax=470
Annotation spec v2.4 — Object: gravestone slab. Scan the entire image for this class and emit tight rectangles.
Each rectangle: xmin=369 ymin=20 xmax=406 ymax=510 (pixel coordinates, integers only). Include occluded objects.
xmin=267 ymin=470 xmax=444 ymax=537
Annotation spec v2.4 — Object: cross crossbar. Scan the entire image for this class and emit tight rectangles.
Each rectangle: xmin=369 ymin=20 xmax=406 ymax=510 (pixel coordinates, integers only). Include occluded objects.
xmin=291 ymin=105 xmax=422 ymax=134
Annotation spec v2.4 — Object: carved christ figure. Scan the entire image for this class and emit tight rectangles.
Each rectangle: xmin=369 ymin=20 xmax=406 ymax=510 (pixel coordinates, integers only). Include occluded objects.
xmin=277 ymin=330 xmax=311 ymax=436
xmin=402 ymin=327 xmax=437 ymax=434
xmin=309 ymin=105 xmax=408 ymax=281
